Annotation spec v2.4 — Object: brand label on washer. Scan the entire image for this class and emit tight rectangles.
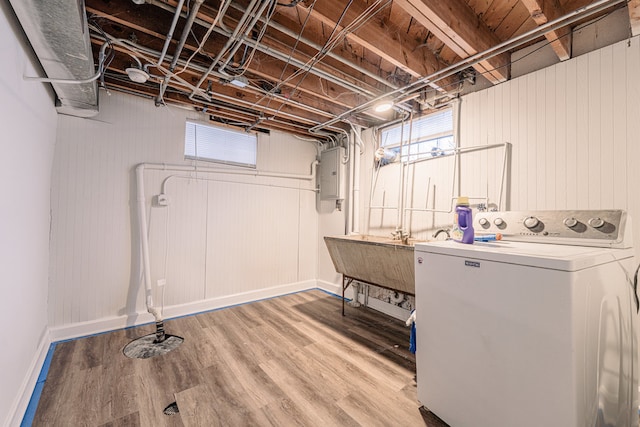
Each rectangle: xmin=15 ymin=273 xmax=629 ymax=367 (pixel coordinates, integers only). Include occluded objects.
xmin=465 ymin=260 xmax=480 ymax=268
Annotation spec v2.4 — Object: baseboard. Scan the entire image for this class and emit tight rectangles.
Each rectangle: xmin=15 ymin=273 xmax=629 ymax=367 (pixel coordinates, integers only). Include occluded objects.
xmin=13 ymin=280 xmax=399 ymax=426
xmin=48 ymin=280 xmax=318 ymax=342
xmin=315 ymin=279 xmax=342 ymax=297
xmin=7 ymin=328 xmax=51 ymax=427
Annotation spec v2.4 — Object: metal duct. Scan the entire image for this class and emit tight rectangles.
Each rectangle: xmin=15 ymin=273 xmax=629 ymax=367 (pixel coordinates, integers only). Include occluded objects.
xmin=9 ymin=0 xmax=99 ymax=117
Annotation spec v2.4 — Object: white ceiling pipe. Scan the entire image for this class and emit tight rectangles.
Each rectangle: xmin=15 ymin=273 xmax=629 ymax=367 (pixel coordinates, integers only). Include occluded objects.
xmin=157 ymin=0 xmax=205 ymax=104
xmin=217 ymin=0 xmax=274 ymax=77
xmin=246 ymin=6 xmax=399 ymax=91
xmin=311 ymin=0 xmax=626 ymax=134
xmin=9 ymin=0 xmax=99 ymax=116
xmin=93 ymin=31 xmax=348 ymax=125
xmin=192 ymin=0 xmax=262 ymax=94
xmin=24 ymin=41 xmax=110 ymax=84
xmin=146 ymin=0 xmax=379 ymax=98
xmin=154 ymin=0 xmax=186 ymax=69
xmin=93 ymin=35 xmax=348 ymax=135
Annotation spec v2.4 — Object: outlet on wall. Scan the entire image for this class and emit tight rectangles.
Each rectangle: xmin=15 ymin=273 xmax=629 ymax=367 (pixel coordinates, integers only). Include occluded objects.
xmin=157 ymin=278 xmax=166 ymax=287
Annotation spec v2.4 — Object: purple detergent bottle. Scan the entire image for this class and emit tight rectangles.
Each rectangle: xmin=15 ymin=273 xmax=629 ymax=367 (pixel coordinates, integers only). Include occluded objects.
xmin=452 ymin=196 xmax=474 ymax=244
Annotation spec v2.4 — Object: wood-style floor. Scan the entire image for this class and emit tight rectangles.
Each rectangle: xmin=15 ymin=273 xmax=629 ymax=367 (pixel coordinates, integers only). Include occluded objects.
xmin=32 ymin=290 xmax=448 ymax=426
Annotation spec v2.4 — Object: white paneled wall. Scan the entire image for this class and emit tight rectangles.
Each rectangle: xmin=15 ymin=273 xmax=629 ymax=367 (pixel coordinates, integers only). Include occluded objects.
xmin=359 ymin=36 xmax=640 ymax=250
xmin=460 ymin=35 xmax=640 ymax=251
xmin=360 ymin=129 xmax=508 ymax=241
xmin=50 ymin=91 xmax=319 ymax=332
xmin=1 ymin=2 xmax=57 ymax=424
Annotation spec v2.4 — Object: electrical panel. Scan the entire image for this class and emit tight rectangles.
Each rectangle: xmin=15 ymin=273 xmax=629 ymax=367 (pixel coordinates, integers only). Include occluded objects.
xmin=319 ymin=147 xmax=344 ymax=200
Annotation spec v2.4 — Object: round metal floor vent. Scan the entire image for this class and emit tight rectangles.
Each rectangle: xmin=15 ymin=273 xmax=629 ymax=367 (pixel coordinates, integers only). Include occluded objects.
xmin=123 ymin=334 xmax=184 ymax=359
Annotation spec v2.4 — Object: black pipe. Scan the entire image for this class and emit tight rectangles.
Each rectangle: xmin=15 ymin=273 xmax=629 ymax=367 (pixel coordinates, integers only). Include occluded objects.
xmin=154 ymin=320 xmax=166 ymax=343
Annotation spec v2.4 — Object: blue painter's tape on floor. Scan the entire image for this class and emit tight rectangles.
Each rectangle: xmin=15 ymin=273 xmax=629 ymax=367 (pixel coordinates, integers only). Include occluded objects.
xmin=21 ymin=342 xmax=57 ymax=426
xmin=19 ymin=288 xmax=337 ymax=425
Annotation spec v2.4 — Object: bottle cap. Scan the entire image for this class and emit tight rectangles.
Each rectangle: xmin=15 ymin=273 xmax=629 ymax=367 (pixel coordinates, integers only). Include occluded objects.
xmin=456 ymin=196 xmax=469 ymax=205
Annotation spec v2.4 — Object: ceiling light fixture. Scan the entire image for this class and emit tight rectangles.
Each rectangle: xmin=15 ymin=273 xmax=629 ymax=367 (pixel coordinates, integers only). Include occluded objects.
xmin=229 ymin=76 xmax=249 ymax=88
xmin=373 ymin=99 xmax=394 ymax=113
xmin=126 ymin=67 xmax=150 ymax=83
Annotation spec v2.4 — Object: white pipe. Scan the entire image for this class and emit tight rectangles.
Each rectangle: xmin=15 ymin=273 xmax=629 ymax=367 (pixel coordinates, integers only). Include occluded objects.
xmin=347 ymin=136 xmax=355 ymax=234
xmin=146 ymin=0 xmax=377 ymax=98
xmin=346 ymin=125 xmax=364 ymax=234
xmin=135 ymin=164 xmax=162 ymax=323
xmin=453 ymin=98 xmax=462 ymax=198
xmin=155 ymin=0 xmax=186 ymax=68
xmin=134 ymin=158 xmax=317 ymax=322
xmin=499 ymin=143 xmax=512 ymax=210
xmin=353 ymin=133 xmax=361 ymax=234
xmin=310 ymin=0 xmax=625 ymax=134
xmin=24 ymin=42 xmax=109 ymax=84
xmin=158 ymin=0 xmax=205 ymax=103
xmin=138 ymin=161 xmax=316 ymax=192
xmin=218 ymin=0 xmax=273 ymax=77
xmin=161 ymin=173 xmax=318 ymax=194
xmin=400 ymin=141 xmax=508 ymax=214
xmin=176 ymin=0 xmax=233 ymax=77
xmin=193 ymin=0 xmax=261 ymax=92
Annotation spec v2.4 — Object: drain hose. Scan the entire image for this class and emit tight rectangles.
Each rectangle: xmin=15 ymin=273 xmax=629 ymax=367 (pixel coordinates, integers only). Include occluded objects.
xmin=137 ymin=164 xmax=165 ymax=341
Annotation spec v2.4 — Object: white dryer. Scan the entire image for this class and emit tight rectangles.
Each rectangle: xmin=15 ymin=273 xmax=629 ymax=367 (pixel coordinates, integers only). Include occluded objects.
xmin=414 ymin=210 xmax=638 ymax=427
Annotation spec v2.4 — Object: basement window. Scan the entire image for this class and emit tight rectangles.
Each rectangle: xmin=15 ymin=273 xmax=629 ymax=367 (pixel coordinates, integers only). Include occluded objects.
xmin=379 ymin=108 xmax=454 ymax=163
xmin=184 ymin=121 xmax=257 ymax=168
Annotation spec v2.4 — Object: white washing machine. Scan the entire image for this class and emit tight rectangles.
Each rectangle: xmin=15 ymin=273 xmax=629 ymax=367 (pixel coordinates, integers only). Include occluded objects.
xmin=414 ymin=210 xmax=638 ymax=427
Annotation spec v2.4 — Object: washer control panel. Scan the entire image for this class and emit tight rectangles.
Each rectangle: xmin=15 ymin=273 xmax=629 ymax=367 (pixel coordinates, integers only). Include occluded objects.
xmin=475 ymin=210 xmax=629 ymax=247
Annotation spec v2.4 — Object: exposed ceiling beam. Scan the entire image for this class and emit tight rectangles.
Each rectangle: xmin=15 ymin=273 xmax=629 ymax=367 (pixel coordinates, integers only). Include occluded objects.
xmin=393 ymin=0 xmax=511 ymax=84
xmin=520 ymin=0 xmax=571 ymax=60
xmin=629 ymin=0 xmax=640 ymax=36
xmin=281 ymin=0 xmax=461 ymax=92
xmin=93 ymin=40 xmax=358 ymax=134
xmin=86 ymin=4 xmax=380 ymax=129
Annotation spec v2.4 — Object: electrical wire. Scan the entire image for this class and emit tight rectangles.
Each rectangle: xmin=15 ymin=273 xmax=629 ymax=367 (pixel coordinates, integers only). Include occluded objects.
xmin=261 ymin=0 xmax=390 ymax=117
xmin=252 ymin=0 xmax=318 ymax=108
xmin=227 ymin=0 xmax=278 ymax=77
xmin=174 ymin=0 xmax=232 ymax=77
xmin=470 ymin=5 xmax=623 ymax=79
xmin=633 ymin=262 xmax=640 ymax=312
xmin=258 ymin=0 xmax=392 ymax=112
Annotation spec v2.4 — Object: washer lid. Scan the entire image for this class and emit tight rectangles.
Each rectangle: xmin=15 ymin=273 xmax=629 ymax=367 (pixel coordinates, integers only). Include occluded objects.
xmin=414 ymin=240 xmax=634 ymax=271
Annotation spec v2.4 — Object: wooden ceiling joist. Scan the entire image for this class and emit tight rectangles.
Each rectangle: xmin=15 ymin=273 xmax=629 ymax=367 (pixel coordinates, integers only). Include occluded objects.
xmin=80 ymin=0 xmax=623 ymax=137
xmin=629 ymin=0 xmax=640 ymax=36
xmin=520 ymin=0 xmax=571 ymax=60
xmin=393 ymin=0 xmax=511 ymax=84
xmin=284 ymin=0 xmax=461 ymax=91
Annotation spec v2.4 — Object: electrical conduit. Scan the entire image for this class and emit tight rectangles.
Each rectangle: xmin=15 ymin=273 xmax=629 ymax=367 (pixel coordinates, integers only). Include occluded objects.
xmin=135 ymin=159 xmax=318 ymax=343
xmin=135 ymin=164 xmax=165 ymax=342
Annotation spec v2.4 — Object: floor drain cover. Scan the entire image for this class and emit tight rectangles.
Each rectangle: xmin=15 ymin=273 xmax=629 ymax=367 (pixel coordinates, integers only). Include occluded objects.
xmin=123 ymin=334 xmax=184 ymax=359
xmin=164 ymin=402 xmax=179 ymax=415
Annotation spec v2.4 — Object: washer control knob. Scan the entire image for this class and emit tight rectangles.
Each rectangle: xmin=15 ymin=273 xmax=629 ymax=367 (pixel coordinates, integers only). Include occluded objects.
xmin=494 ymin=218 xmax=504 ymax=227
xmin=589 ymin=217 xmax=605 ymax=228
xmin=523 ymin=216 xmax=539 ymax=229
xmin=478 ymin=218 xmax=489 ymax=226
xmin=563 ymin=217 xmax=578 ymax=228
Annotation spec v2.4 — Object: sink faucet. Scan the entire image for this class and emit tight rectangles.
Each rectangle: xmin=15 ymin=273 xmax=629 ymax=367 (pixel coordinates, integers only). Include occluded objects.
xmin=392 ymin=229 xmax=410 ymax=245
xmin=432 ymin=228 xmax=450 ymax=240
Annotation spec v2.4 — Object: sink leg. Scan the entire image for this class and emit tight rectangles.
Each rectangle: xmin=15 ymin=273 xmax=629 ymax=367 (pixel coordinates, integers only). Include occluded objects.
xmin=342 ymin=276 xmax=354 ymax=316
